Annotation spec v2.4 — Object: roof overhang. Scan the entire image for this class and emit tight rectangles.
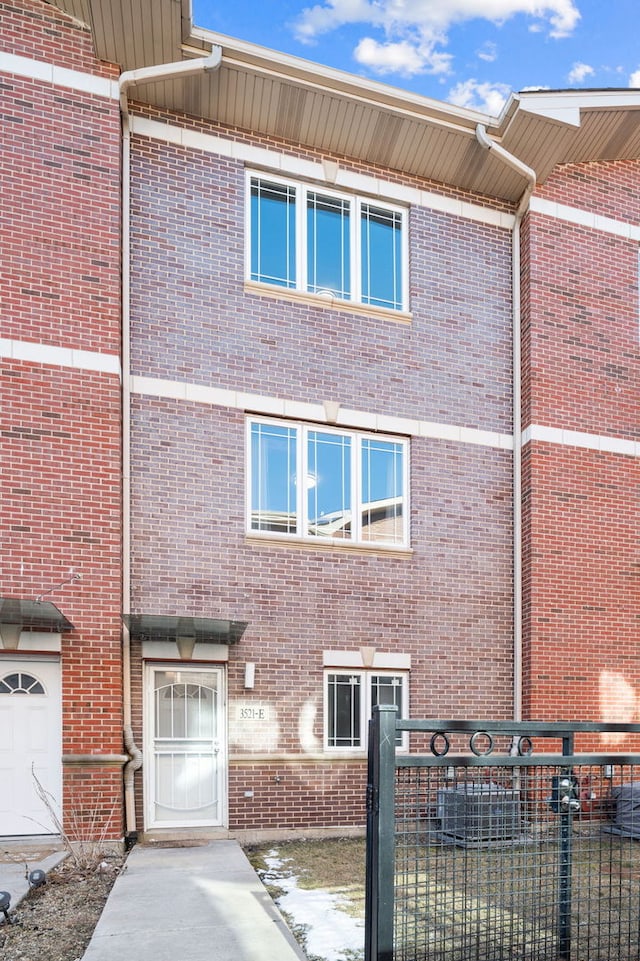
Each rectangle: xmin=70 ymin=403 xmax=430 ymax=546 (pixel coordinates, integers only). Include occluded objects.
xmin=46 ymin=1 xmax=640 ymax=201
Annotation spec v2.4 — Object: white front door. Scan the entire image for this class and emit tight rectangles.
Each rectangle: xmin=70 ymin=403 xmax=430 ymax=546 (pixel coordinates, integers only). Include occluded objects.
xmin=145 ymin=666 xmax=226 ymax=829
xmin=0 ymin=659 xmax=62 ymax=836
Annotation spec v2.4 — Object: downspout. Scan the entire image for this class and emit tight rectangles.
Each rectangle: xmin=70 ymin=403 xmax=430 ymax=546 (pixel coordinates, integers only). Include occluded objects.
xmin=475 ymin=124 xmax=536 ymax=726
xmin=118 ymin=48 xmax=222 ymax=843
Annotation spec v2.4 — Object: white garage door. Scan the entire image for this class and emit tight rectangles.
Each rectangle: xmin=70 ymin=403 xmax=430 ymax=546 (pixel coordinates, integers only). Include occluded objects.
xmin=0 ymin=659 xmax=62 ymax=836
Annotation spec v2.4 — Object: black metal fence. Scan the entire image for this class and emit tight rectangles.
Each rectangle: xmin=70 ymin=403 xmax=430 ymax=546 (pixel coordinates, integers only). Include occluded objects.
xmin=365 ymin=710 xmax=640 ymax=961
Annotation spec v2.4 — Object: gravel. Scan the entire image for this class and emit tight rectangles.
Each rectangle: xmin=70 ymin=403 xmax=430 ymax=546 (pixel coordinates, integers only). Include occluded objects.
xmin=0 ymin=855 xmax=125 ymax=961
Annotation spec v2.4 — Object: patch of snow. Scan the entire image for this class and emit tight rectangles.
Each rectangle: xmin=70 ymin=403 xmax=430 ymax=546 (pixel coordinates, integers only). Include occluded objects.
xmin=262 ymin=851 xmax=364 ymax=961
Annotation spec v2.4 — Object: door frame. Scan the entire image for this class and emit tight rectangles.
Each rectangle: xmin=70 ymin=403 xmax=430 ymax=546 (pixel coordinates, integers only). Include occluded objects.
xmin=143 ymin=662 xmax=227 ymax=831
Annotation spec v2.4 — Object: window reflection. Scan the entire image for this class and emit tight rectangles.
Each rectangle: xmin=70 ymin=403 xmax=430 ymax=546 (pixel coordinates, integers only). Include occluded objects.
xmin=307 ymin=192 xmax=351 ymax=299
xmin=250 ymin=421 xmax=297 ymax=534
xmin=249 ymin=419 xmax=407 ymax=547
xmin=250 ymin=178 xmax=296 ymax=288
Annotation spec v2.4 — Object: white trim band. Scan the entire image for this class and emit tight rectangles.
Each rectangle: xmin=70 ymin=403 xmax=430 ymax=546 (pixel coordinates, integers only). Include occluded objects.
xmin=0 ymin=338 xmax=121 ymax=376
xmin=130 ymin=115 xmax=515 ymax=230
xmin=132 ymin=373 xmax=513 ymax=450
xmin=522 ymin=424 xmax=639 ymax=457
xmin=530 ymin=196 xmax=640 ymax=242
xmin=0 ymin=52 xmax=119 ymax=100
xmin=323 ymin=650 xmax=411 ymax=670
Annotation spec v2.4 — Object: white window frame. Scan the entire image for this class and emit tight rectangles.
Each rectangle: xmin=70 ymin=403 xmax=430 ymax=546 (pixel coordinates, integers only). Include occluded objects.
xmin=323 ymin=669 xmax=409 ymax=753
xmin=246 ymin=416 xmax=410 ymax=549
xmin=245 ymin=170 xmax=409 ymax=313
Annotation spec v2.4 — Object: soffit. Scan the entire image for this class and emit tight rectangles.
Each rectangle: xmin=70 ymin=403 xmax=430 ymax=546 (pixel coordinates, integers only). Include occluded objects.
xmin=46 ymin=0 xmax=640 ymax=204
xmin=50 ymin=0 xmax=185 ymax=65
xmin=49 ymin=0 xmax=90 ymax=23
xmin=503 ymin=94 xmax=640 ymax=181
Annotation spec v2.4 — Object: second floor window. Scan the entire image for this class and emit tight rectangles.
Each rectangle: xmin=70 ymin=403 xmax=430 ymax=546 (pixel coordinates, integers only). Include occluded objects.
xmin=247 ymin=418 xmax=409 ymax=548
xmin=248 ymin=173 xmax=407 ymax=312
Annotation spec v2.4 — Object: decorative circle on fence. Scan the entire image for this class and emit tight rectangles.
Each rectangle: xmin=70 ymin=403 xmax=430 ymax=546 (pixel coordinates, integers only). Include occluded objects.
xmin=430 ymin=732 xmax=450 ymax=757
xmin=470 ymin=731 xmax=493 ymax=756
xmin=517 ymin=736 xmax=534 ymax=756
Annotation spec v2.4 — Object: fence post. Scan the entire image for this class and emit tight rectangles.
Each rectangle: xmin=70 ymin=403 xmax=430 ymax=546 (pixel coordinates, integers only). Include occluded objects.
xmin=365 ymin=704 xmax=397 ymax=961
xmin=558 ymin=733 xmax=575 ymax=960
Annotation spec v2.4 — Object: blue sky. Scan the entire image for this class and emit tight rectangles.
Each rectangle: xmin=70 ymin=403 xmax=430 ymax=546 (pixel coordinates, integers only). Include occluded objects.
xmin=193 ymin=0 xmax=640 ymax=115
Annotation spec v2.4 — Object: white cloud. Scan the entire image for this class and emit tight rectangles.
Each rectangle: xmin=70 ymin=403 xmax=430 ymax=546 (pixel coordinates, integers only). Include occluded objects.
xmin=567 ymin=61 xmax=594 ymax=84
xmin=294 ymin=0 xmax=380 ymax=43
xmin=448 ymin=78 xmax=512 ymax=115
xmin=477 ymin=41 xmax=498 ymax=62
xmin=354 ymin=37 xmax=452 ymax=76
xmin=630 ymin=68 xmax=640 ymax=88
xmin=293 ymin=0 xmax=580 ymax=90
xmin=294 ymin=0 xmax=581 ymax=50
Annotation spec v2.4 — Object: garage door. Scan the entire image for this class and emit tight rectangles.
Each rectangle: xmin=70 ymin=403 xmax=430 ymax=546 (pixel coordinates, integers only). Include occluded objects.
xmin=0 ymin=659 xmax=62 ymax=836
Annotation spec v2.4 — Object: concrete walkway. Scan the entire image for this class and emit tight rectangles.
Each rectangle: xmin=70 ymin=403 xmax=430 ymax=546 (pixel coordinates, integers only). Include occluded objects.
xmin=81 ymin=840 xmax=307 ymax=961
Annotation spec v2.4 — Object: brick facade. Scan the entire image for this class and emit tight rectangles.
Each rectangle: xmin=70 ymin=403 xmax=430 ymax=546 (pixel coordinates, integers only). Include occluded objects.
xmin=1 ymin=0 xmax=123 ymax=839
xmin=127 ymin=127 xmax=515 ymax=831
xmin=521 ymin=163 xmax=640 ymax=729
xmin=2 ymin=0 xmax=638 ymax=842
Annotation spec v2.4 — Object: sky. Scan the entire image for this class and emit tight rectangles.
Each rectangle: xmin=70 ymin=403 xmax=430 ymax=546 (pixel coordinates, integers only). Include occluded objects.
xmin=193 ymin=0 xmax=640 ymax=116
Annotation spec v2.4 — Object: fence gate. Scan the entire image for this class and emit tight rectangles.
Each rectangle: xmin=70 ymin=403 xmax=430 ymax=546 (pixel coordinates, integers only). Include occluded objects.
xmin=365 ymin=709 xmax=640 ymax=961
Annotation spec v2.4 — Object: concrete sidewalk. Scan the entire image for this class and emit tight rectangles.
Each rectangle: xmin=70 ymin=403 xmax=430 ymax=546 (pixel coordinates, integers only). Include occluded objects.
xmin=81 ymin=840 xmax=306 ymax=961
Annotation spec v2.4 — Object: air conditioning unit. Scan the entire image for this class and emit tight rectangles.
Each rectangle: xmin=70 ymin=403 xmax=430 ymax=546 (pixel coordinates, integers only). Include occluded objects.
xmin=610 ymin=782 xmax=640 ymax=838
xmin=437 ymin=783 xmax=521 ymax=841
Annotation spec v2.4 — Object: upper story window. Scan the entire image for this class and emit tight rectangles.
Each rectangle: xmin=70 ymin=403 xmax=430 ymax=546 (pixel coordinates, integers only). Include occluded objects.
xmin=248 ymin=173 xmax=407 ymax=313
xmin=247 ymin=417 xmax=409 ymax=549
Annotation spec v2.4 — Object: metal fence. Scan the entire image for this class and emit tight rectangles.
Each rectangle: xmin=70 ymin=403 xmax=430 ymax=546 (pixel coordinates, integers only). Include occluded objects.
xmin=365 ymin=710 xmax=640 ymax=961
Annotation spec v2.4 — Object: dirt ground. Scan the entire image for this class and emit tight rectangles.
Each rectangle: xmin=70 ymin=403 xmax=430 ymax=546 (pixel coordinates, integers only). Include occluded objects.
xmin=0 ymin=853 xmax=124 ymax=961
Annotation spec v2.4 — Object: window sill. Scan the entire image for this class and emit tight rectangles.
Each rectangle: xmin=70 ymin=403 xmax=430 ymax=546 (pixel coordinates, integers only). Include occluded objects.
xmin=244 ymin=280 xmax=412 ymax=325
xmin=245 ymin=532 xmax=413 ymax=559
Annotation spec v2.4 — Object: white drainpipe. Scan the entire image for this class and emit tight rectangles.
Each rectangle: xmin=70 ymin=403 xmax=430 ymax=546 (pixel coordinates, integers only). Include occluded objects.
xmin=118 ymin=48 xmax=222 ymax=841
xmin=475 ymin=124 xmax=536 ymax=725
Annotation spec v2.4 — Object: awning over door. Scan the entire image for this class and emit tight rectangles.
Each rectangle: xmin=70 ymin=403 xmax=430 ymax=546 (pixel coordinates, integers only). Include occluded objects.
xmin=123 ymin=614 xmax=247 ymax=644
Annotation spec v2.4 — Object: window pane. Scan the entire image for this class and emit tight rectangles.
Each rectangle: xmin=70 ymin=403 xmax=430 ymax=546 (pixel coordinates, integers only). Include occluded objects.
xmin=306 ymin=431 xmax=352 ymax=538
xmin=360 ymin=438 xmax=404 ymax=544
xmin=361 ymin=204 xmax=402 ymax=310
xmin=371 ymin=675 xmax=403 ymax=713
xmin=0 ymin=672 xmax=44 ymax=694
xmin=250 ymin=422 xmax=297 ymax=533
xmin=307 ymin=192 xmax=350 ymax=299
xmin=371 ymin=674 xmax=404 ymax=746
xmin=327 ymin=674 xmax=361 ymax=747
xmin=250 ymin=178 xmax=296 ymax=288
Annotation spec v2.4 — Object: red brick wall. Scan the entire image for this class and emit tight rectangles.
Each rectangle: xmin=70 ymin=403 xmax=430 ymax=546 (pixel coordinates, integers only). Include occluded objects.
xmin=128 ymin=132 xmax=515 ymax=826
xmin=536 ymin=158 xmax=640 ymax=224
xmin=229 ymin=761 xmax=368 ymax=831
xmin=129 ymin=135 xmax=513 ymax=432
xmin=522 ymin=444 xmax=639 ymax=721
xmin=521 ymin=161 xmax=640 ymax=727
xmin=0 ymin=0 xmax=118 ymax=76
xmin=1 ymin=78 xmax=121 ymax=349
xmin=1 ymin=0 xmax=123 ymax=838
xmin=522 ymin=209 xmax=638 ymax=439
